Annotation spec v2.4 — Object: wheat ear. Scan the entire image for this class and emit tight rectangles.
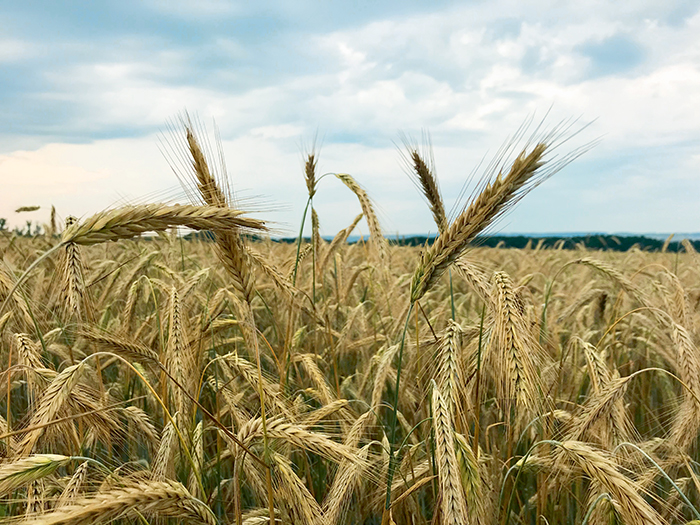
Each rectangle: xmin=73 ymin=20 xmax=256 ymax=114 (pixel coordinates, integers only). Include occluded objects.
xmin=152 ymin=412 xmax=179 ymax=481
xmin=56 ymin=460 xmax=89 ymax=508
xmin=432 ymin=381 xmax=469 ymax=525
xmin=61 ymin=204 xmax=265 ymax=246
xmin=434 ymin=320 xmax=465 ymax=426
xmin=490 ymin=270 xmax=539 ymax=417
xmin=59 ymin=216 xmax=92 ymax=322
xmin=320 ymin=212 xmax=363 ymax=276
xmin=335 ymin=173 xmax=388 ymax=263
xmin=19 ymin=363 xmax=86 ymax=455
xmin=410 ymin=143 xmax=548 ymax=302
xmin=273 ymin=453 xmax=324 ymax=525
xmin=78 ymin=327 xmax=159 ymax=365
xmin=402 ymin=136 xmax=448 ymax=233
xmin=557 ymin=441 xmax=666 ymax=525
xmin=0 ymin=454 xmax=71 ymax=498
xmin=667 ymin=321 xmax=700 ymax=452
xmin=23 ymin=479 xmax=217 ymax=525
xmin=236 ymin=417 xmax=358 ymax=464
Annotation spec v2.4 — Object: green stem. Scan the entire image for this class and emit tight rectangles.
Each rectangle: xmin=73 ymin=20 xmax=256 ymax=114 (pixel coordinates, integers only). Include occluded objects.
xmin=384 ymin=301 xmax=415 ymax=511
xmin=472 ymin=303 xmax=485 ymax=458
xmin=292 ymin=197 xmax=312 ymax=286
xmin=613 ymin=442 xmax=700 ymax=519
xmin=581 ymin=493 xmax=613 ymax=525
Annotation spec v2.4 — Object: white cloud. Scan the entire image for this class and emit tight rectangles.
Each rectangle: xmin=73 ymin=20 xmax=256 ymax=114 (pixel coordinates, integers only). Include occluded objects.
xmin=3 ymin=0 xmax=700 ymax=234
xmin=0 ymin=39 xmax=34 ymax=62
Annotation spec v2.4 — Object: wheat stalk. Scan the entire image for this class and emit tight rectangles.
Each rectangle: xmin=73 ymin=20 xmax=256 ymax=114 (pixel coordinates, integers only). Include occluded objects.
xmin=0 ymin=454 xmax=71 ymax=498
xmin=401 ymin=135 xmax=448 ymax=233
xmin=411 ymin=143 xmax=548 ymax=302
xmin=335 ymin=173 xmax=388 ymax=263
xmin=557 ymin=441 xmax=666 ymax=525
xmin=432 ymin=382 xmax=469 ymax=525
xmin=61 ymin=204 xmax=265 ymax=246
xmin=23 ymin=479 xmax=217 ymax=525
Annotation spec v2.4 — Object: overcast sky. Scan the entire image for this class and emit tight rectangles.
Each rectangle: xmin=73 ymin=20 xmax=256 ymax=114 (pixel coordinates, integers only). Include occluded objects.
xmin=1 ymin=0 xmax=700 ymax=236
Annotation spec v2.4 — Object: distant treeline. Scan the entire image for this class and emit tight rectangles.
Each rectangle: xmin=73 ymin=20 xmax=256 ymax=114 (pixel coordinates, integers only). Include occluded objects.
xmin=186 ymin=232 xmax=698 ymax=252
xmin=390 ymin=234 xmax=699 ymax=252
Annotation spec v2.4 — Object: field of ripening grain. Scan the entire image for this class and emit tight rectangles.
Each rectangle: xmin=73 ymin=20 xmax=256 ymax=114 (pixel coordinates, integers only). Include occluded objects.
xmin=1 ymin=119 xmax=699 ymax=525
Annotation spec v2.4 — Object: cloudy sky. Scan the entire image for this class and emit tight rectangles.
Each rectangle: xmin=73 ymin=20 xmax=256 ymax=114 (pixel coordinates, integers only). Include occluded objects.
xmin=1 ymin=0 xmax=700 ymax=237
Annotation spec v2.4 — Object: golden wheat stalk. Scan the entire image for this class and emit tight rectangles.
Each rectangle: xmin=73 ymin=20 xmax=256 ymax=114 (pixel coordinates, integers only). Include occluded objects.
xmin=19 ymin=363 xmax=87 ymax=455
xmin=236 ymin=416 xmax=358 ymax=464
xmin=319 ymin=213 xmax=363 ymax=276
xmin=401 ymin=136 xmax=448 ymax=233
xmin=489 ymin=270 xmax=540 ymax=417
xmin=273 ymin=453 xmax=324 ymax=525
xmin=557 ymin=441 xmax=665 ymax=525
xmin=56 ymin=461 xmax=89 ymax=508
xmin=61 ymin=204 xmax=265 ymax=245
xmin=23 ymin=479 xmax=217 ymax=525
xmin=410 ymin=143 xmax=548 ymax=302
xmin=78 ymin=327 xmax=159 ymax=365
xmin=335 ymin=173 xmax=388 ymax=263
xmin=431 ymin=381 xmax=469 ymax=525
xmin=0 ymin=454 xmax=72 ymax=498
xmin=152 ymin=414 xmax=178 ymax=481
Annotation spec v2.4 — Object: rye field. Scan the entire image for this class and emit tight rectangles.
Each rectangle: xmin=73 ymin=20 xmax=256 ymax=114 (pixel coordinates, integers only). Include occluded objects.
xmin=1 ymin=122 xmax=700 ymax=525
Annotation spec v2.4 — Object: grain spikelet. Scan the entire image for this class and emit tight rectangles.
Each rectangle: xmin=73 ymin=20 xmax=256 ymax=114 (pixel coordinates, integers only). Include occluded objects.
xmin=305 ymin=151 xmax=318 ymax=198
xmin=78 ymin=327 xmax=159 ymax=365
xmin=167 ymin=287 xmax=193 ymax=420
xmin=296 ymin=353 xmax=335 ymax=405
xmin=188 ymin=420 xmax=204 ymax=499
xmin=557 ymin=441 xmax=665 ymax=525
xmin=578 ymin=340 xmax=630 ymax=446
xmin=556 ymin=288 xmax=607 ymax=324
xmin=152 ymin=415 xmax=179 ymax=481
xmin=323 ymin=444 xmax=371 ymax=525
xmin=121 ymin=406 xmax=159 ymax=453
xmin=0 ymin=311 xmax=13 ymax=333
xmin=667 ymin=321 xmax=700 ymax=452
xmin=247 ymin=246 xmax=296 ymax=298
xmin=26 ymin=478 xmax=45 ymax=515
xmin=434 ymin=320 xmax=464 ymax=421
xmin=56 ymin=461 xmax=89 ymax=508
xmin=335 ymin=173 xmax=388 ymax=263
xmin=274 ymin=453 xmax=324 ymax=525
xmin=411 ymin=142 xmax=549 ymax=302
xmin=432 ymin=382 xmax=469 ymax=525
xmin=402 ymin=136 xmax=448 ymax=233
xmin=236 ymin=417 xmax=357 ymax=464
xmin=23 ymin=479 xmax=217 ymax=525
xmin=13 ymin=333 xmax=47 ymax=406
xmin=19 ymin=363 xmax=86 ymax=455
xmin=320 ymin=213 xmax=363 ymax=276
xmin=61 ymin=204 xmax=265 ymax=246
xmin=58 ymin=216 xmax=92 ymax=322
xmin=572 ymin=257 xmax=650 ymax=311
xmin=0 ymin=454 xmax=71 ymax=497
xmin=453 ymin=258 xmax=491 ymax=305
xmin=454 ymin=433 xmax=484 ymax=524
xmin=181 ymin=123 xmax=257 ymax=306
xmin=371 ymin=344 xmax=400 ymax=412
xmin=568 ymin=376 xmax=632 ymax=445
xmin=489 ymin=271 xmax=539 ymax=416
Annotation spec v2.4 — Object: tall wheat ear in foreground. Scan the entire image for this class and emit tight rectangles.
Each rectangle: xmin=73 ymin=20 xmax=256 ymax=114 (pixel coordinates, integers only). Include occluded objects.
xmin=2 ymin=119 xmax=700 ymax=525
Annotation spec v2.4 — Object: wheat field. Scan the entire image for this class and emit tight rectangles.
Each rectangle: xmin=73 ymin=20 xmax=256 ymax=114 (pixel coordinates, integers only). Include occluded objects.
xmin=1 ymin=121 xmax=699 ymax=525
